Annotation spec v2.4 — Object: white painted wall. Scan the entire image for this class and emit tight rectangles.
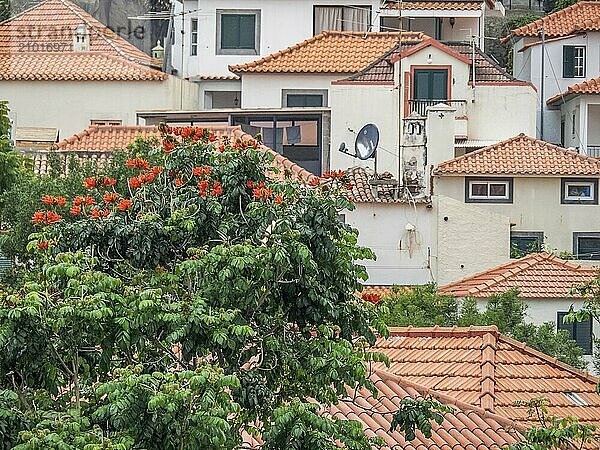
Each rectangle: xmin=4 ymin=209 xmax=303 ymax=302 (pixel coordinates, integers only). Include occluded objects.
xmin=0 ymin=78 xmax=199 ymax=140
xmin=515 ymin=33 xmax=600 ymax=143
xmin=172 ymin=0 xmax=380 ymax=78
xmin=436 ymin=175 xmax=600 ymax=254
xmin=346 ymin=202 xmax=435 ymax=286
xmin=435 ymin=195 xmax=510 ymax=285
xmin=241 ymin=73 xmax=345 ymax=109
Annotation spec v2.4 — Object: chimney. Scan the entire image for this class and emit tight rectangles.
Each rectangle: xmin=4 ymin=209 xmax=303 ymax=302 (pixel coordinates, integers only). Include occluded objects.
xmin=152 ymin=40 xmax=165 ymax=61
xmin=425 ymin=103 xmax=456 ymax=170
xmin=73 ymin=24 xmax=90 ymax=52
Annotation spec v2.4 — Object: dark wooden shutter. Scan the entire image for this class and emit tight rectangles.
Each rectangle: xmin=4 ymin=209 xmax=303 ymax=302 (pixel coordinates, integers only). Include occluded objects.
xmin=575 ymin=317 xmax=593 ymax=355
xmin=563 ymin=46 xmax=575 ymax=78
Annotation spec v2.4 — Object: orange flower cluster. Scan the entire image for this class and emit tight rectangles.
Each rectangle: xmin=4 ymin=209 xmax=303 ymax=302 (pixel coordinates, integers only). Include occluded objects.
xmin=103 ymin=192 xmax=119 ymax=204
xmin=126 ymin=158 xmax=150 ymax=170
xmin=129 ymin=172 xmax=156 ymax=189
xmin=41 ymin=195 xmax=67 ymax=206
xmin=90 ymin=208 xmax=111 ymax=220
xmin=309 ymin=178 xmax=320 ymax=187
xmin=232 ymin=139 xmax=258 ymax=151
xmin=37 ymin=241 xmax=52 ymax=250
xmin=322 ymin=170 xmax=346 ymax=179
xmin=361 ymin=292 xmax=381 ymax=304
xmin=73 ymin=196 xmax=96 ymax=207
xmin=197 ymin=180 xmax=222 ymax=197
xmin=32 ymin=210 xmax=62 ymax=225
xmin=117 ymin=199 xmax=132 ymax=211
xmin=192 ymin=166 xmax=211 ymax=177
xmin=83 ymin=177 xmax=116 ymax=189
xmin=163 ymin=140 xmax=175 ymax=154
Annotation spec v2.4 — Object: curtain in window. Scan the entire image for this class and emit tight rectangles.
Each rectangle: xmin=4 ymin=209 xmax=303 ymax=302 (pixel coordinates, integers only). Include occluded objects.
xmin=345 ymin=7 xmax=369 ymax=32
xmin=314 ymin=7 xmax=343 ymax=34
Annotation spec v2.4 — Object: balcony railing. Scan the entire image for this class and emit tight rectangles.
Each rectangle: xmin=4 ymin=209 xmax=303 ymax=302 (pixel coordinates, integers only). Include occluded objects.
xmin=587 ymin=146 xmax=600 ymax=158
xmin=407 ymin=99 xmax=467 ymax=117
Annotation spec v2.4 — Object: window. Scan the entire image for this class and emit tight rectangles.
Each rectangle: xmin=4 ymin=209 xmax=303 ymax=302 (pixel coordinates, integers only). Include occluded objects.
xmin=216 ymin=10 xmax=260 ymax=55
xmin=563 ymin=45 xmax=585 ymax=78
xmin=465 ymin=177 xmax=513 ymax=203
xmin=314 ymin=6 xmax=371 ymax=34
xmin=573 ymin=232 xmax=600 ymax=260
xmin=190 ymin=18 xmax=198 ymax=56
xmin=410 ymin=68 xmax=449 ymax=115
xmin=510 ymin=231 xmax=543 ymax=256
xmin=557 ymin=311 xmax=592 ymax=354
xmin=90 ymin=119 xmax=122 ymax=126
xmin=564 ymin=392 xmax=588 ymax=406
xmin=282 ymin=90 xmax=327 ymax=108
xmin=561 ymin=178 xmax=598 ymax=204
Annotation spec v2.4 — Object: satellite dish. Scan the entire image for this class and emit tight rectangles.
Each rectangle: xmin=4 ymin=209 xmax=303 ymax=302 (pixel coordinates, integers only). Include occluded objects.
xmin=354 ymin=124 xmax=379 ymax=160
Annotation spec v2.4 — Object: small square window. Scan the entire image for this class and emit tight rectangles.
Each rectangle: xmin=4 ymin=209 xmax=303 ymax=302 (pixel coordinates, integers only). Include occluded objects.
xmin=561 ymin=178 xmax=598 ymax=204
xmin=465 ymin=177 xmax=513 ymax=203
xmin=216 ymin=10 xmax=260 ymax=55
xmin=573 ymin=232 xmax=600 ymax=260
xmin=510 ymin=231 xmax=544 ymax=257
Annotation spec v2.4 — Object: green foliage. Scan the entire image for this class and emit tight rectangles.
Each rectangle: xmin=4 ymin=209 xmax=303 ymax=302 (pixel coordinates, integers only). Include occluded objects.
xmin=390 ymin=397 xmax=454 ymax=441
xmin=0 ymin=101 xmax=22 ymax=200
xmin=0 ymin=127 xmax=384 ymax=448
xmin=381 ymin=289 xmax=587 ymax=369
xmin=507 ymin=13 xmax=541 ymax=31
xmin=505 ymin=397 xmax=597 ymax=450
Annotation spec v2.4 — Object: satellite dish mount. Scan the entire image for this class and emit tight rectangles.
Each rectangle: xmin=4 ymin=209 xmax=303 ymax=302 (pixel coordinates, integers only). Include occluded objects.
xmin=338 ymin=123 xmax=379 ymax=160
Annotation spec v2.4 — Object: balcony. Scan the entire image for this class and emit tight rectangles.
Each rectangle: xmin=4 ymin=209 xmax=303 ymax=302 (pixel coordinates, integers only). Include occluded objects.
xmin=587 ymin=146 xmax=600 ymax=158
xmin=407 ymin=99 xmax=467 ymax=117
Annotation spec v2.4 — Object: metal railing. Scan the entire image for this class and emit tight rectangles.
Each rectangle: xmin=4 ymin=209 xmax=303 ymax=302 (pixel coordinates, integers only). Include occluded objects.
xmin=586 ymin=146 xmax=600 ymax=158
xmin=407 ymin=99 xmax=467 ymax=117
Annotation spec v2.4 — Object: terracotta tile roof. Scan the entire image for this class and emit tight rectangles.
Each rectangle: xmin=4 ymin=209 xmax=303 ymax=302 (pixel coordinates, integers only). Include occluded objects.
xmin=437 ymin=252 xmax=597 ymax=299
xmin=360 ymin=285 xmax=395 ymax=297
xmin=347 ymin=167 xmax=431 ymax=203
xmin=29 ymin=125 xmax=317 ymax=183
xmin=339 ymin=40 xmax=517 ymax=84
xmin=372 ymin=326 xmax=600 ymax=429
xmin=548 ymin=76 xmax=600 ymax=105
xmin=507 ymin=1 xmax=600 ymax=39
xmin=435 ymin=134 xmax=600 ymax=175
xmin=229 ymin=31 xmax=426 ymax=74
xmin=0 ymin=0 xmax=166 ymax=81
xmin=241 ymin=369 xmax=523 ymax=449
xmin=384 ymin=1 xmax=485 ymax=10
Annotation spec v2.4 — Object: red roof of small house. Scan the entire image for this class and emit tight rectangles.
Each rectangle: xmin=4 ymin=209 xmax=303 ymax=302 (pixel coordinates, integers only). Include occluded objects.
xmin=31 ymin=125 xmax=316 ymax=183
xmin=506 ymin=1 xmax=600 ymax=40
xmin=437 ymin=253 xmax=597 ymax=299
xmin=547 ymin=76 xmax=600 ymax=105
xmin=384 ymin=0 xmax=486 ymax=10
xmin=0 ymin=0 xmax=166 ymax=81
xmin=229 ymin=31 xmax=426 ymax=74
xmin=435 ymin=134 xmax=600 ymax=176
xmin=372 ymin=326 xmax=600 ymax=429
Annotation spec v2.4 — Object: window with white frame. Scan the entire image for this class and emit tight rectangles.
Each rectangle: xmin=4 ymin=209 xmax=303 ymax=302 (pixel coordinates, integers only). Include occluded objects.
xmin=90 ymin=119 xmax=122 ymax=126
xmin=561 ymin=178 xmax=598 ymax=204
xmin=465 ymin=177 xmax=513 ymax=203
xmin=313 ymin=6 xmax=371 ymax=34
xmin=216 ymin=10 xmax=260 ymax=55
xmin=563 ymin=45 xmax=585 ymax=78
xmin=190 ymin=18 xmax=198 ymax=56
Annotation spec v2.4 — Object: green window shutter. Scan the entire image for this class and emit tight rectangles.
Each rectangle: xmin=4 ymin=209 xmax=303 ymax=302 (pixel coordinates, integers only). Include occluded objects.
xmin=575 ymin=317 xmax=593 ymax=355
xmin=563 ymin=46 xmax=575 ymax=78
xmin=238 ymin=15 xmax=256 ymax=49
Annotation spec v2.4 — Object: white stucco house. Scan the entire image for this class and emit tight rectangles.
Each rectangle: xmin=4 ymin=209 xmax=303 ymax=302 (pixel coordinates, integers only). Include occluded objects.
xmin=0 ymin=0 xmax=199 ymax=140
xmin=505 ymin=1 xmax=600 ymax=148
xmin=168 ymin=0 xmax=504 ymax=108
xmin=438 ymin=252 xmax=599 ymax=366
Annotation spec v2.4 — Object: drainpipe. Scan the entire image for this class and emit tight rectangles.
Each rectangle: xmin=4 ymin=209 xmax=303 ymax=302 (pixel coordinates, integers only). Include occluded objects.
xmin=540 ymin=27 xmax=545 ymax=140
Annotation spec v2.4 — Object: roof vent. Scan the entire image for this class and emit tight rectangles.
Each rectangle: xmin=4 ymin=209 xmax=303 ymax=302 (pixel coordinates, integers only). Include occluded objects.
xmin=73 ymin=24 xmax=90 ymax=52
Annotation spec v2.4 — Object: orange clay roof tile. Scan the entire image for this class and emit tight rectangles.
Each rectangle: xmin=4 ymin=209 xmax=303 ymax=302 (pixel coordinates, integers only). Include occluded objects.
xmin=507 ymin=1 xmax=600 ymax=39
xmin=0 ymin=0 xmax=166 ymax=81
xmin=371 ymin=326 xmax=600 ymax=431
xmin=229 ymin=31 xmax=426 ymax=74
xmin=384 ymin=1 xmax=484 ymax=10
xmin=31 ymin=125 xmax=316 ymax=183
xmin=548 ymin=76 xmax=600 ymax=104
xmin=435 ymin=134 xmax=600 ymax=175
xmin=437 ymin=253 xmax=597 ymax=298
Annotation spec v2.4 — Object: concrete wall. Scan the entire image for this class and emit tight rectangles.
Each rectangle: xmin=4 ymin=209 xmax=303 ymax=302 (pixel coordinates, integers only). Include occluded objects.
xmin=346 ymin=202 xmax=435 ymax=286
xmin=172 ymin=0 xmax=380 ymax=78
xmin=241 ymin=73 xmax=344 ymax=109
xmin=435 ymin=195 xmax=510 ymax=285
xmin=436 ymin=175 xmax=600 ymax=254
xmin=1 ymin=77 xmax=199 ymax=139
xmin=330 ymin=83 xmax=398 ymax=175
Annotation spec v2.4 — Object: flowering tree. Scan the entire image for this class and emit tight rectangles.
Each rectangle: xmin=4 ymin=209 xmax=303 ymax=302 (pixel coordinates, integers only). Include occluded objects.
xmin=0 ymin=125 xmax=387 ymax=449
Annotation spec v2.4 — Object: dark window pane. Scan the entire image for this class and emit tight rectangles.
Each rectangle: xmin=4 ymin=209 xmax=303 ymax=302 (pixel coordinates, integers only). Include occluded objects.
xmin=511 ymin=236 xmax=542 ymax=253
xmin=577 ymin=237 xmax=600 ymax=260
xmin=558 ymin=312 xmax=592 ymax=354
xmin=221 ymin=14 xmax=255 ymax=49
xmin=286 ymin=94 xmax=323 ymax=107
xmin=489 ymin=183 xmax=507 ymax=197
xmin=563 ymin=45 xmax=575 ymax=78
xmin=470 ymin=183 xmax=488 ymax=197
xmin=413 ymin=69 xmax=448 ymax=101
xmin=567 ymin=184 xmax=591 ymax=198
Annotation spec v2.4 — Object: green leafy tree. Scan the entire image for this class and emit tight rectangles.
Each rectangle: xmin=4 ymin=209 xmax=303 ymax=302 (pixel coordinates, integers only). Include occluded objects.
xmin=381 ymin=289 xmax=586 ymax=369
xmin=391 ymin=398 xmax=454 ymax=441
xmin=0 ymin=126 xmax=387 ymax=449
xmin=505 ymin=397 xmax=597 ymax=449
xmin=0 ymin=101 xmax=21 ymax=200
